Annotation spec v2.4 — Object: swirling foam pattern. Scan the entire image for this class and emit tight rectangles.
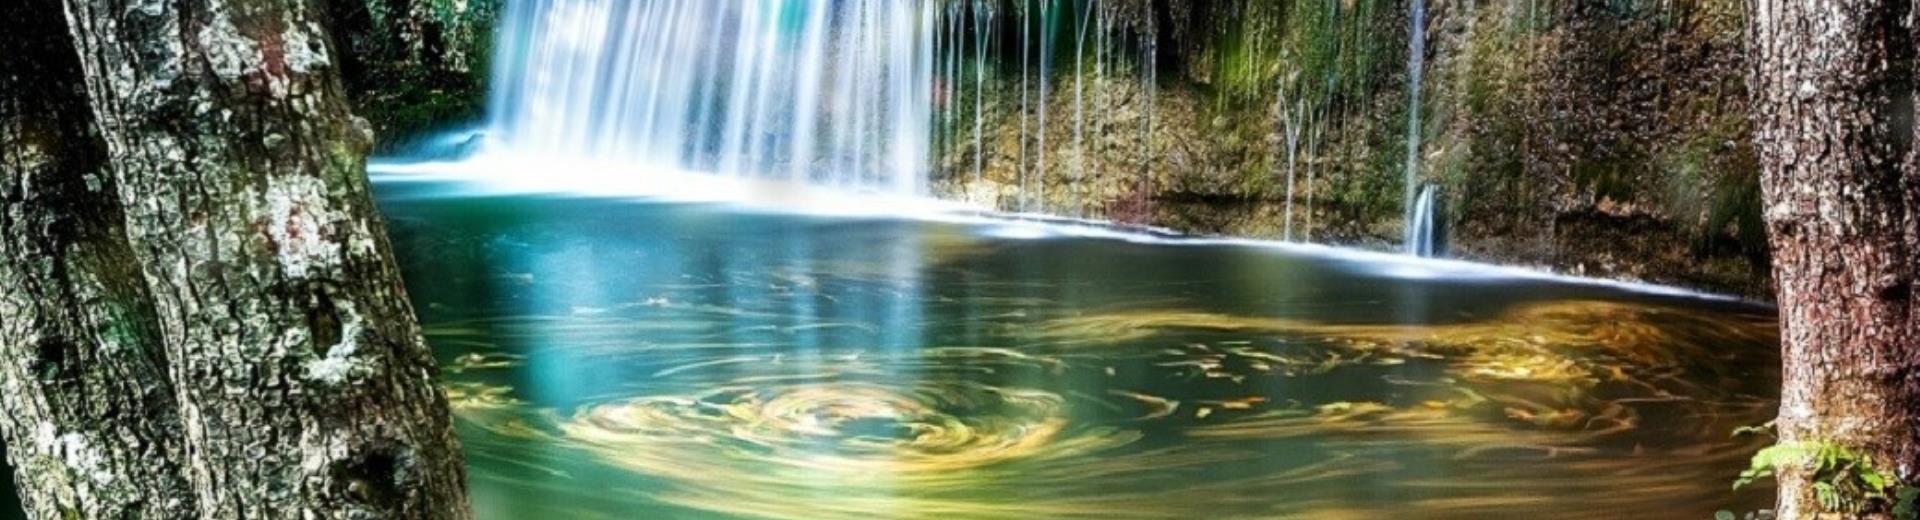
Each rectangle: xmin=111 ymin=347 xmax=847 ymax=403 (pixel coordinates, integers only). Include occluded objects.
xmin=428 ymin=296 xmax=1781 ymax=520
xmin=561 ymin=380 xmax=1132 ymax=480
xmin=386 ymin=194 xmax=1781 ymax=520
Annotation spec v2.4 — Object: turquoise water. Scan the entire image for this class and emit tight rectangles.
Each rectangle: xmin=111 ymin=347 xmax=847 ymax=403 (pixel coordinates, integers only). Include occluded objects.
xmin=377 ymin=179 xmax=1781 ymax=519
xmin=0 ymin=179 xmax=1780 ymax=520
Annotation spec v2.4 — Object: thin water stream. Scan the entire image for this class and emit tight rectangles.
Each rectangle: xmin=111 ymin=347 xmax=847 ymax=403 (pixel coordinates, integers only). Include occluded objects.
xmin=1403 ymin=0 xmax=1429 ymax=255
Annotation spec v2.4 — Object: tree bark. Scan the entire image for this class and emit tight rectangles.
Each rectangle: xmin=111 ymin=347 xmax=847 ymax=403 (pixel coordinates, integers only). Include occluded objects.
xmin=0 ymin=0 xmax=199 ymax=516
xmin=1748 ymin=0 xmax=1920 ymax=518
xmin=0 ymin=0 xmax=471 ymax=518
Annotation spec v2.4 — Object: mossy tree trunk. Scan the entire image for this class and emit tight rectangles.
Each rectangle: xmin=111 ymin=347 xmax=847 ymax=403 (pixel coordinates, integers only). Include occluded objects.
xmin=0 ymin=0 xmax=470 ymax=518
xmin=1748 ymin=0 xmax=1920 ymax=518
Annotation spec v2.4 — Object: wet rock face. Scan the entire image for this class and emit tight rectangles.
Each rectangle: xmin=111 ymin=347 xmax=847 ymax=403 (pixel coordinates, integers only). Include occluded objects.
xmin=344 ymin=0 xmax=1766 ymax=297
xmin=330 ymin=0 xmax=501 ymax=151
xmin=920 ymin=0 xmax=1766 ymax=298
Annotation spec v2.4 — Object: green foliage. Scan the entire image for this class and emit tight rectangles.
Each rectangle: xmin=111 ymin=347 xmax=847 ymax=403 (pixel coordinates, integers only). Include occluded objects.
xmin=1728 ymin=419 xmax=1773 ymax=439
xmin=1200 ymin=0 xmax=1404 ymax=110
xmin=1734 ymin=440 xmax=1912 ymax=516
xmin=334 ymin=0 xmax=499 ymax=150
xmin=1654 ymin=106 xmax=1763 ymax=259
xmin=1206 ymin=1 xmax=1288 ymax=105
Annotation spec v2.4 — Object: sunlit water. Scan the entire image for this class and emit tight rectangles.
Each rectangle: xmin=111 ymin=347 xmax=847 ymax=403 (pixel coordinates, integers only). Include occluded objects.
xmin=371 ymin=179 xmax=1781 ymax=519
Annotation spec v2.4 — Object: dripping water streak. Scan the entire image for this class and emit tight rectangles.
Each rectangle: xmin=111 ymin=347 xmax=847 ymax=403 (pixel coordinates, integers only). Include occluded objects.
xmin=1037 ymin=1 xmax=1051 ymax=213
xmin=1074 ymin=0 xmax=1092 ymax=216
xmin=1403 ymin=0 xmax=1428 ymax=253
xmin=974 ymin=3 xmax=991 ymax=184
xmin=1019 ymin=3 xmax=1031 ymax=212
xmin=1284 ymin=101 xmax=1300 ymax=242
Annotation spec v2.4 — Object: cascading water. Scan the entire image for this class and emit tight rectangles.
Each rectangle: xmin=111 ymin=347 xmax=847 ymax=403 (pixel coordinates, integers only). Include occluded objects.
xmin=1073 ymin=1 xmax=1092 ymax=216
xmin=1402 ymin=0 xmax=1428 ymax=254
xmin=1018 ymin=7 xmax=1031 ymax=210
xmin=1035 ymin=1 xmax=1053 ymax=213
xmin=1306 ymin=116 xmax=1320 ymax=243
xmin=1407 ymin=184 xmax=1441 ymax=258
xmin=1278 ymin=98 xmax=1302 ymax=243
xmin=973 ymin=3 xmax=993 ymax=185
xmin=486 ymin=0 xmax=936 ymax=195
xmin=466 ymin=1 xmax=1355 ymax=240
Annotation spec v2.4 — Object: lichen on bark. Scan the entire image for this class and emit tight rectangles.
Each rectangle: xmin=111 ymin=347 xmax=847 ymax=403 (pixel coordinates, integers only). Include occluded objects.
xmin=1 ymin=0 xmax=471 ymax=518
xmin=1747 ymin=0 xmax=1920 ymax=516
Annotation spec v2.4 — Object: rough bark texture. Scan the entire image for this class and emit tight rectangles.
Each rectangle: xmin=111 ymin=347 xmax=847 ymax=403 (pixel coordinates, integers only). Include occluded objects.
xmin=0 ymin=0 xmax=471 ymax=518
xmin=1748 ymin=0 xmax=1920 ymax=517
xmin=0 ymin=0 xmax=198 ymax=516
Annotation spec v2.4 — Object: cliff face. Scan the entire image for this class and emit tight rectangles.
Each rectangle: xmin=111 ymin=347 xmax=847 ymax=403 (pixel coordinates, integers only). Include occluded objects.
xmin=329 ymin=0 xmax=501 ymax=151
xmin=924 ymin=0 xmax=1767 ymax=298
xmin=348 ymin=0 xmax=1768 ymax=298
xmin=1427 ymin=0 xmax=1762 ymax=296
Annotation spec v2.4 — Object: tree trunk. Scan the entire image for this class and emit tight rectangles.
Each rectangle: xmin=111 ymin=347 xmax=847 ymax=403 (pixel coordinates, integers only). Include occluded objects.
xmin=1748 ymin=0 xmax=1920 ymax=518
xmin=0 ymin=0 xmax=471 ymax=518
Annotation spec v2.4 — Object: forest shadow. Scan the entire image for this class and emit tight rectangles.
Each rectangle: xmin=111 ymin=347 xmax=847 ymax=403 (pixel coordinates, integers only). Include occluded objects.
xmin=1 ymin=441 xmax=22 ymax=519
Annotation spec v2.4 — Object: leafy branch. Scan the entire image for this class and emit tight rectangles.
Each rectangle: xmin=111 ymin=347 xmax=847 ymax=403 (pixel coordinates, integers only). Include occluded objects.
xmin=1731 ymin=439 xmax=1915 ymax=518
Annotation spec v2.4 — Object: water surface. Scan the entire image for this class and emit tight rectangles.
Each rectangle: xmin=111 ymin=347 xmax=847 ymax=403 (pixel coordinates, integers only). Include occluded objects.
xmin=378 ymin=180 xmax=1780 ymax=519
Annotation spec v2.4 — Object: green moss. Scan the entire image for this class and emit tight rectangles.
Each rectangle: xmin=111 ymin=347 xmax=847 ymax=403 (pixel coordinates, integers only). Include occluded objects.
xmin=918 ymin=0 xmax=1761 ymax=285
xmin=333 ymin=0 xmax=500 ymax=150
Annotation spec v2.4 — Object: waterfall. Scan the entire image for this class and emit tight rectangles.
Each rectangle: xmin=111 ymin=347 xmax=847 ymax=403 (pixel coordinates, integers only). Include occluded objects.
xmin=1306 ymin=116 xmax=1320 ymax=243
xmin=1073 ymin=1 xmax=1093 ymax=216
xmin=1283 ymin=101 xmax=1300 ymax=242
xmin=1036 ymin=1 xmax=1052 ymax=213
xmin=1018 ymin=7 xmax=1030 ymax=211
xmin=1402 ymin=0 xmax=1428 ymax=253
xmin=1100 ymin=4 xmax=1115 ymax=209
xmin=973 ymin=3 xmax=993 ymax=184
xmin=943 ymin=3 xmax=960 ymax=175
xmin=486 ymin=0 xmax=937 ymax=195
xmin=1139 ymin=18 xmax=1156 ymax=192
xmin=1407 ymin=184 xmax=1441 ymax=258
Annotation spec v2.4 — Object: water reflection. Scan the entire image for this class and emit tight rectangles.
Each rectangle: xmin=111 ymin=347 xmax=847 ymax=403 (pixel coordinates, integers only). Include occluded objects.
xmin=379 ymin=182 xmax=1780 ymax=519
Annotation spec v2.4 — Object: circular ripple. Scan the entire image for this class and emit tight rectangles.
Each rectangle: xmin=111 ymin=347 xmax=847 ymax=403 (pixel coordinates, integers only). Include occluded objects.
xmin=562 ymin=380 xmax=1133 ymax=480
